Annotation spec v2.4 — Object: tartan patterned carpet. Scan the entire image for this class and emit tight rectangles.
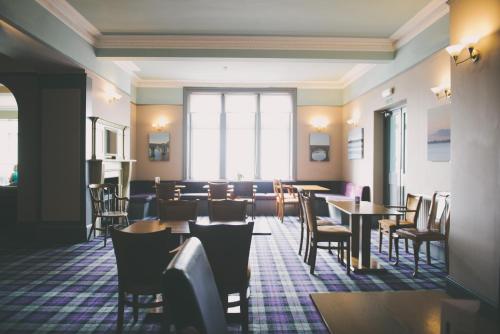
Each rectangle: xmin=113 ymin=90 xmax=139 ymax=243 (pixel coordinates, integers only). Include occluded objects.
xmin=0 ymin=216 xmax=446 ymax=333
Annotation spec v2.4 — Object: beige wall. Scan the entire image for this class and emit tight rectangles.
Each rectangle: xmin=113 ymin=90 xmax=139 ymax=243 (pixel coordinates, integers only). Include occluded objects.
xmin=449 ymin=0 xmax=500 ymax=307
xmin=132 ymin=104 xmax=343 ymax=181
xmin=297 ymin=106 xmax=343 ymax=180
xmin=85 ymin=72 xmax=132 ymax=160
xmin=133 ymin=104 xmax=184 ymax=180
xmin=342 ymin=51 xmax=451 ymax=203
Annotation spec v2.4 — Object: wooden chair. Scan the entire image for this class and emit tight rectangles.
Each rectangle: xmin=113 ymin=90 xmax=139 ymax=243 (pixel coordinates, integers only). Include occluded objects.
xmin=274 ymin=179 xmax=299 ymax=222
xmin=302 ymin=193 xmax=351 ymax=275
xmin=163 ymin=237 xmax=229 ymax=334
xmin=189 ymin=221 xmax=254 ymax=333
xmin=394 ymin=192 xmax=450 ymax=277
xmin=378 ymin=193 xmax=423 ymax=260
xmin=88 ymin=184 xmax=129 ymax=247
xmin=208 ymin=182 xmax=229 ymax=200
xmin=110 ymin=227 xmax=177 ymax=333
xmin=232 ymin=181 xmax=256 ymax=219
xmin=208 ymin=199 xmax=248 ymax=222
xmin=158 ymin=199 xmax=198 ymax=221
xmin=155 ymin=181 xmax=180 ymax=217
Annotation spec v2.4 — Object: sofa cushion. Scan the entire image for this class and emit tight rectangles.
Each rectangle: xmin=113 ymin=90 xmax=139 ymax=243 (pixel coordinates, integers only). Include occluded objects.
xmin=130 ymin=193 xmax=155 ymax=203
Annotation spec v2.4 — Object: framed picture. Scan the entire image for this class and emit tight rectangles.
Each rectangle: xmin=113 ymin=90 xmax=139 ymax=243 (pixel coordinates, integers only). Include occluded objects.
xmin=149 ymin=132 xmax=170 ymax=161
xmin=348 ymin=127 xmax=364 ymax=160
xmin=427 ymin=104 xmax=451 ymax=162
xmin=309 ymin=133 xmax=330 ymax=162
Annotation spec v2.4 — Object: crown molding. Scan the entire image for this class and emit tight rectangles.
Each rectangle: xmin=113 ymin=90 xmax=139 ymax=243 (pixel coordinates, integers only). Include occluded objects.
xmin=36 ymin=0 xmax=101 ymax=45
xmin=96 ymin=35 xmax=394 ymax=52
xmin=134 ymin=79 xmax=346 ymax=90
xmin=390 ymin=0 xmax=449 ymax=49
xmin=338 ymin=64 xmax=376 ymax=87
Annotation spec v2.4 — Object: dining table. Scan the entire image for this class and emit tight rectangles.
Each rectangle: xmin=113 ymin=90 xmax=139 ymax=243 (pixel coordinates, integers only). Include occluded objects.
xmin=326 ymin=200 xmax=402 ymax=273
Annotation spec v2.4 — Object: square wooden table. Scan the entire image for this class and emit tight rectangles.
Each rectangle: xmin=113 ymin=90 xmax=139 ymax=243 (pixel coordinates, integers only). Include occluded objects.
xmin=311 ymin=290 xmax=448 ymax=334
xmin=326 ymin=200 xmax=402 ymax=273
xmin=292 ymin=185 xmax=330 ymax=193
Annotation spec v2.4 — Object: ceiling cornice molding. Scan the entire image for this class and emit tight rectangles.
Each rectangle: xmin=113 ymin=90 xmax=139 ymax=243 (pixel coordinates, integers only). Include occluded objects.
xmin=338 ymin=64 xmax=376 ymax=88
xmin=96 ymin=35 xmax=394 ymax=52
xmin=134 ymin=79 xmax=345 ymax=90
xmin=390 ymin=0 xmax=449 ymax=49
xmin=35 ymin=0 xmax=101 ymax=45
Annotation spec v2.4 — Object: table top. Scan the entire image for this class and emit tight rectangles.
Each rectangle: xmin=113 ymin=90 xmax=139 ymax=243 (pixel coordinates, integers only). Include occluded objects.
xmin=122 ymin=219 xmax=270 ymax=235
xmin=122 ymin=220 xmax=190 ymax=234
xmin=202 ymin=184 xmax=258 ymax=189
xmin=292 ymin=185 xmax=330 ymax=192
xmin=327 ymin=200 xmax=403 ymax=216
xmin=153 ymin=185 xmax=186 ymax=189
xmin=311 ymin=290 xmax=448 ymax=334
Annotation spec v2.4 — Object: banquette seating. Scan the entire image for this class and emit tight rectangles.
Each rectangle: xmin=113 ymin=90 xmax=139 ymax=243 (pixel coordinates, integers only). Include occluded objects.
xmin=128 ymin=180 xmax=370 ymax=220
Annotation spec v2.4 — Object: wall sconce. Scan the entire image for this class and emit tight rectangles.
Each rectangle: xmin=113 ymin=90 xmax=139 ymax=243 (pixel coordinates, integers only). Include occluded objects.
xmin=446 ymin=36 xmax=480 ymax=65
xmin=105 ymin=90 xmax=122 ymax=103
xmin=431 ymin=84 xmax=451 ymax=100
xmin=152 ymin=117 xmax=168 ymax=131
xmin=310 ymin=117 xmax=329 ymax=131
xmin=346 ymin=118 xmax=358 ymax=126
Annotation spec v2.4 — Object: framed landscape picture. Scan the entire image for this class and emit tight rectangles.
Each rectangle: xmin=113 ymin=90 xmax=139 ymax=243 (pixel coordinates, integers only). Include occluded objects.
xmin=427 ymin=104 xmax=451 ymax=162
xmin=309 ymin=133 xmax=330 ymax=161
xmin=348 ymin=127 xmax=364 ymax=160
xmin=149 ymin=132 xmax=170 ymax=161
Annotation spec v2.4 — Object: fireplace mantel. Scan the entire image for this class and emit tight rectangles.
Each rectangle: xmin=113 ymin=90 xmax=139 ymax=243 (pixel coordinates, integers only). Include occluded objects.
xmin=87 ymin=159 xmax=136 ymax=196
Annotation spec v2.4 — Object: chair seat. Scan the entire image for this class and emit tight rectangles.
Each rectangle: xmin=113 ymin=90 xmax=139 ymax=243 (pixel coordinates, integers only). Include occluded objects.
xmin=396 ymin=228 xmax=445 ymax=241
xmin=317 ymin=219 xmax=334 ymax=226
xmin=99 ymin=211 xmax=128 ymax=218
xmin=317 ymin=225 xmax=351 ymax=235
xmin=379 ymin=219 xmax=414 ymax=230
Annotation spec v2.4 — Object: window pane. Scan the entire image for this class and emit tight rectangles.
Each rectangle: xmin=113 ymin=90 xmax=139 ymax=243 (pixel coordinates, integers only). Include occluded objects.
xmin=0 ymin=119 xmax=18 ymax=185
xmin=225 ymin=94 xmax=256 ymax=180
xmin=260 ymin=94 xmax=292 ymax=180
xmin=189 ymin=93 xmax=221 ymax=180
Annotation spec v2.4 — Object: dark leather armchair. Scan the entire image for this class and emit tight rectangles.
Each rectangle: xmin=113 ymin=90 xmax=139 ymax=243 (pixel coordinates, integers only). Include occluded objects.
xmin=208 ymin=182 xmax=229 ymax=200
xmin=163 ymin=237 xmax=229 ymax=334
xmin=189 ymin=221 xmax=254 ymax=333
xmin=110 ymin=227 xmax=177 ymax=333
xmin=208 ymin=199 xmax=247 ymax=222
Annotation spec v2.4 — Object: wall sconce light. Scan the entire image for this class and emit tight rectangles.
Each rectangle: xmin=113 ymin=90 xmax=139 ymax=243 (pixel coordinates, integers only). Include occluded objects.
xmin=431 ymin=84 xmax=451 ymax=100
xmin=105 ymin=90 xmax=122 ymax=103
xmin=346 ymin=118 xmax=358 ymax=126
xmin=446 ymin=36 xmax=480 ymax=65
xmin=310 ymin=117 xmax=329 ymax=131
xmin=152 ymin=117 xmax=168 ymax=131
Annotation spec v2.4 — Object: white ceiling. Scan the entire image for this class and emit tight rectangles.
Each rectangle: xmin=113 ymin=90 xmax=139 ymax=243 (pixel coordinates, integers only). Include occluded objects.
xmin=67 ymin=0 xmax=431 ymax=38
xmin=119 ymin=58 xmax=372 ymax=87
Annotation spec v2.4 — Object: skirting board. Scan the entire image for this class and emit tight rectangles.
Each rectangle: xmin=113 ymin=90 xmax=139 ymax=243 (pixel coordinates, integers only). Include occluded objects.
xmin=446 ymin=276 xmax=499 ymax=320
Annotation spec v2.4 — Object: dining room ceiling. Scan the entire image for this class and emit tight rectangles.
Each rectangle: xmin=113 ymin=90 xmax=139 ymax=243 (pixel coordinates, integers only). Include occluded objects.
xmin=67 ymin=0 xmax=431 ymax=38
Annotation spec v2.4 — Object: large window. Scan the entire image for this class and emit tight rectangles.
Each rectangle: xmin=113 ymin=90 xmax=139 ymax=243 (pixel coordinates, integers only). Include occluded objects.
xmin=186 ymin=89 xmax=295 ymax=180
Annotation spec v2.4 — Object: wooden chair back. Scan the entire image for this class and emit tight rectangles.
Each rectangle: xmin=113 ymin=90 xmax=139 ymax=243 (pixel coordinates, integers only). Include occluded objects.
xmin=208 ymin=200 xmax=247 ymax=222
xmin=233 ymin=181 xmax=254 ymax=198
xmin=208 ymin=182 xmax=229 ymax=200
xmin=156 ymin=181 xmax=177 ymax=201
xmin=427 ymin=192 xmax=451 ymax=234
xmin=189 ymin=221 xmax=254 ymax=294
xmin=301 ymin=193 xmax=318 ymax=236
xmin=111 ymin=227 xmax=176 ymax=292
xmin=89 ymin=183 xmax=127 ymax=215
xmin=158 ymin=199 xmax=198 ymax=221
xmin=163 ymin=237 xmax=229 ymax=334
xmin=405 ymin=193 xmax=423 ymax=223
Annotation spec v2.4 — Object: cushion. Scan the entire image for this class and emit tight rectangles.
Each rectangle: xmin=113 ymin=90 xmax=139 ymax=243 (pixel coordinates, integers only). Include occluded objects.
xmin=317 ymin=225 xmax=351 ymax=235
xmin=130 ymin=194 xmax=155 ymax=203
xmin=396 ymin=228 xmax=444 ymax=241
xmin=379 ymin=219 xmax=414 ymax=230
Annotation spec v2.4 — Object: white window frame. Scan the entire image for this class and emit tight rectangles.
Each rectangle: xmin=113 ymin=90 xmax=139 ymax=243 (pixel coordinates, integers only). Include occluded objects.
xmin=183 ymin=87 xmax=297 ymax=180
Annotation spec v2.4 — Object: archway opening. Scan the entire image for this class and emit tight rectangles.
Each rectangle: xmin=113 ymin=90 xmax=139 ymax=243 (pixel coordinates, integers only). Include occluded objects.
xmin=0 ymin=83 xmax=18 ymax=186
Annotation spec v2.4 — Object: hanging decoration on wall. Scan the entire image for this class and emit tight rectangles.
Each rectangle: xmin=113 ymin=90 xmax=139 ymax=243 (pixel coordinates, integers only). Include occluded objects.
xmin=427 ymin=104 xmax=451 ymax=162
xmin=348 ymin=127 xmax=364 ymax=160
xmin=149 ymin=132 xmax=170 ymax=161
xmin=309 ymin=133 xmax=330 ymax=162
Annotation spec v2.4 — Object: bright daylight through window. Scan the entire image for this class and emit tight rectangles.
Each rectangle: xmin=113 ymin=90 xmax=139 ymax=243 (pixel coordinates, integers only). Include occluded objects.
xmin=186 ymin=89 xmax=295 ymax=180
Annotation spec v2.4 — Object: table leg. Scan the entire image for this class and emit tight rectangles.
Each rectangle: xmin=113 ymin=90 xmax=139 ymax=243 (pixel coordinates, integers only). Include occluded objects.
xmin=348 ymin=214 xmax=386 ymax=273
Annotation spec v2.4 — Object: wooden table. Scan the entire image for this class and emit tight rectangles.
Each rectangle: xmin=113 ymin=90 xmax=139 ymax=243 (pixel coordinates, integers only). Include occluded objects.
xmin=292 ymin=185 xmax=330 ymax=193
xmin=311 ymin=290 xmax=448 ymax=334
xmin=123 ymin=219 xmax=270 ymax=236
xmin=327 ymin=200 xmax=402 ymax=273
xmin=202 ymin=184 xmax=258 ymax=189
